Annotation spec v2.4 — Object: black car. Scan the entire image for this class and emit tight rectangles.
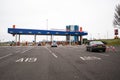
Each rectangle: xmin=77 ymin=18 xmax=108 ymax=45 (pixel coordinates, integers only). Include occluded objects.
xmin=86 ymin=41 xmax=106 ymax=52
xmin=38 ymin=43 xmax=41 ymax=46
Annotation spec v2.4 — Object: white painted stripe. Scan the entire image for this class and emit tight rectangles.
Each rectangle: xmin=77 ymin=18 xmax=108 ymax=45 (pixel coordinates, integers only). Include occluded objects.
xmin=97 ymin=54 xmax=109 ymax=56
xmin=49 ymin=50 xmax=52 ymax=53
xmin=24 ymin=58 xmax=37 ymax=62
xmin=16 ymin=58 xmax=37 ymax=62
xmin=45 ymin=47 xmax=58 ymax=58
xmin=80 ymin=56 xmax=101 ymax=60
xmin=15 ymin=51 xmax=20 ymax=53
xmin=16 ymin=58 xmax=24 ymax=62
xmin=45 ymin=47 xmax=51 ymax=52
xmin=21 ymin=48 xmax=32 ymax=54
xmin=0 ymin=53 xmax=13 ymax=60
xmin=52 ymin=53 xmax=58 ymax=58
xmin=80 ymin=57 xmax=85 ymax=60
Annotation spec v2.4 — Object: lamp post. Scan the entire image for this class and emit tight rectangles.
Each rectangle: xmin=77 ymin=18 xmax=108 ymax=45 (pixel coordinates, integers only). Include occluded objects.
xmin=46 ymin=19 xmax=48 ymax=43
xmin=0 ymin=40 xmax=1 ymax=46
xmin=107 ymin=31 xmax=108 ymax=39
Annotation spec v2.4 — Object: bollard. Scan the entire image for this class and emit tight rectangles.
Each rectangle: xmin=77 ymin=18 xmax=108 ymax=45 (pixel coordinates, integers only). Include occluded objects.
xmin=106 ymin=46 xmax=116 ymax=52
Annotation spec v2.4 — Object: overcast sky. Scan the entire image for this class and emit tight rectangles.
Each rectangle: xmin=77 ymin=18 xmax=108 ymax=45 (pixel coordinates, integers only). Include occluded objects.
xmin=0 ymin=0 xmax=119 ymax=42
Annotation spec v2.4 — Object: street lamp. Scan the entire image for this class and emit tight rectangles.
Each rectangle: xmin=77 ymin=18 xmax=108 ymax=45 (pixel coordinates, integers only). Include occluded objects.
xmin=46 ymin=19 xmax=48 ymax=43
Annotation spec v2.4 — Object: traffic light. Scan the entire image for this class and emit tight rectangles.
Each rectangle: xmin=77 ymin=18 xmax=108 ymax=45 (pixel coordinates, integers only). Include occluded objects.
xmin=80 ymin=27 xmax=82 ymax=32
xmin=12 ymin=25 xmax=16 ymax=36
xmin=13 ymin=25 xmax=15 ymax=28
xmin=114 ymin=29 xmax=118 ymax=35
xmin=13 ymin=34 xmax=15 ymax=36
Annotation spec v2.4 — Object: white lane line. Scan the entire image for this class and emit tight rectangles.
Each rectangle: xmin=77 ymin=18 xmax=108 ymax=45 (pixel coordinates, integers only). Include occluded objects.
xmin=80 ymin=56 xmax=101 ymax=60
xmin=15 ymin=50 xmax=20 ymax=53
xmin=45 ymin=47 xmax=51 ymax=52
xmin=0 ymin=53 xmax=13 ymax=60
xmin=52 ymin=53 xmax=58 ymax=58
xmin=80 ymin=57 xmax=85 ymax=60
xmin=45 ymin=47 xmax=58 ymax=58
xmin=21 ymin=48 xmax=33 ymax=54
xmin=97 ymin=54 xmax=109 ymax=56
xmin=21 ymin=49 xmax=29 ymax=53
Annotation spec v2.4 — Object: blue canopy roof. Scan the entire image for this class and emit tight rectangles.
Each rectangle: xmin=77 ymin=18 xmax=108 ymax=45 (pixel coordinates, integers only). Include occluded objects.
xmin=8 ymin=28 xmax=88 ymax=36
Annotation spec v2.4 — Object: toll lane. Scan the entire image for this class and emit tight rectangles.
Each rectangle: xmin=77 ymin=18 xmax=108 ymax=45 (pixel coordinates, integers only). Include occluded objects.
xmin=0 ymin=46 xmax=120 ymax=80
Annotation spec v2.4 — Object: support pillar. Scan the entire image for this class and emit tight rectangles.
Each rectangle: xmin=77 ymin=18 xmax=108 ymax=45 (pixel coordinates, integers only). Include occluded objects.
xmin=15 ymin=34 xmax=17 ymax=43
xmin=15 ymin=34 xmax=17 ymax=46
xmin=69 ymin=35 xmax=71 ymax=46
xmin=80 ymin=36 xmax=82 ymax=45
xmin=79 ymin=27 xmax=83 ymax=45
xmin=18 ymin=34 xmax=20 ymax=43
xmin=34 ymin=35 xmax=36 ymax=45
xmin=18 ymin=34 xmax=20 ymax=46
xmin=50 ymin=35 xmax=53 ymax=42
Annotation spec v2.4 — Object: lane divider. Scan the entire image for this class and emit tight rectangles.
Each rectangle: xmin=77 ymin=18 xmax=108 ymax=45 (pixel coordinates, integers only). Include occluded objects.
xmin=21 ymin=47 xmax=34 ymax=54
xmin=0 ymin=53 xmax=13 ymax=60
xmin=106 ymin=46 xmax=117 ymax=52
xmin=15 ymin=50 xmax=20 ymax=53
xmin=0 ymin=47 xmax=34 ymax=60
xmin=52 ymin=53 xmax=58 ymax=58
xmin=45 ymin=47 xmax=58 ymax=58
xmin=80 ymin=56 xmax=101 ymax=61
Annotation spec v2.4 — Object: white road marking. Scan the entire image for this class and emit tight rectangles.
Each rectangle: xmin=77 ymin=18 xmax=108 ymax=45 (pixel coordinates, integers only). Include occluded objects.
xmin=16 ymin=58 xmax=37 ymax=62
xmin=25 ymin=58 xmax=37 ymax=62
xmin=21 ymin=48 xmax=33 ymax=54
xmin=52 ymin=53 xmax=58 ymax=58
xmin=80 ymin=56 xmax=101 ymax=60
xmin=49 ymin=50 xmax=52 ymax=53
xmin=80 ymin=57 xmax=85 ymax=60
xmin=97 ymin=54 xmax=109 ymax=56
xmin=45 ymin=47 xmax=58 ymax=58
xmin=0 ymin=53 xmax=13 ymax=60
xmin=16 ymin=58 xmax=24 ymax=62
xmin=15 ymin=50 xmax=20 ymax=53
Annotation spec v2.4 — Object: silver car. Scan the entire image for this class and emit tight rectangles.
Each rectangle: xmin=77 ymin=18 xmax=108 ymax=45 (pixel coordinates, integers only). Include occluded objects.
xmin=51 ymin=42 xmax=58 ymax=47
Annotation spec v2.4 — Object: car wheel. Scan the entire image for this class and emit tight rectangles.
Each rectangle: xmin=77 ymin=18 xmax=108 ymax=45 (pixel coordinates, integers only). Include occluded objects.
xmin=103 ymin=49 xmax=106 ymax=52
xmin=88 ymin=48 xmax=90 ymax=51
xmin=86 ymin=48 xmax=88 ymax=51
xmin=90 ymin=48 xmax=93 ymax=52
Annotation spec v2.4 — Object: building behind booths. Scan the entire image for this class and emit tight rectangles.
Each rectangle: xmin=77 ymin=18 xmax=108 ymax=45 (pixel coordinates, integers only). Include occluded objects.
xmin=66 ymin=25 xmax=79 ymax=42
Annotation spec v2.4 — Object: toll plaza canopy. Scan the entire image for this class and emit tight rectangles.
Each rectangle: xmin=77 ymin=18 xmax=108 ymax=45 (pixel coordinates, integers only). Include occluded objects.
xmin=8 ymin=28 xmax=88 ymax=36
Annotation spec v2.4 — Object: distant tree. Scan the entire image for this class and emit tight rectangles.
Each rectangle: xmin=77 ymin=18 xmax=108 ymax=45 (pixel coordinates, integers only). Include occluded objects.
xmin=113 ymin=4 xmax=120 ymax=28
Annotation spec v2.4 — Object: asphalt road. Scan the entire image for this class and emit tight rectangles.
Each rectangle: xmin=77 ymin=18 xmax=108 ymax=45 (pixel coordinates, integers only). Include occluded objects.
xmin=0 ymin=45 xmax=120 ymax=80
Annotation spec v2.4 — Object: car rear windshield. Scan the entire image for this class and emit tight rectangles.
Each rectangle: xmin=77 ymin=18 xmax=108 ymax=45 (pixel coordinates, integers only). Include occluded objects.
xmin=90 ymin=41 xmax=104 ymax=45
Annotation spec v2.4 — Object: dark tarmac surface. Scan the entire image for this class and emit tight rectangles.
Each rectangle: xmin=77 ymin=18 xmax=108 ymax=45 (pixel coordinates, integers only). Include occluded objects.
xmin=0 ymin=45 xmax=120 ymax=80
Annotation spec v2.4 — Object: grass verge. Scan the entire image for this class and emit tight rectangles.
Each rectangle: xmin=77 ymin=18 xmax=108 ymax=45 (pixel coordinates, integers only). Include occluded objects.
xmin=101 ymin=39 xmax=120 ymax=46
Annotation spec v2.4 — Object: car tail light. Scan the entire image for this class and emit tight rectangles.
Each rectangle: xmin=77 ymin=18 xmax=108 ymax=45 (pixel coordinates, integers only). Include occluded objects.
xmin=102 ymin=45 xmax=106 ymax=47
xmin=92 ymin=44 xmax=97 ymax=47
